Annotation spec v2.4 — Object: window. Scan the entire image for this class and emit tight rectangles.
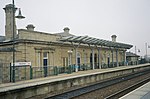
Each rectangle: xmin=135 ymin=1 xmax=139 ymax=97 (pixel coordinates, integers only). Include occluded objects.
xmin=43 ymin=52 xmax=48 ymax=59
xmin=43 ymin=52 xmax=48 ymax=66
xmin=84 ymin=53 xmax=87 ymax=64
xmin=68 ymin=54 xmax=72 ymax=65
xmin=62 ymin=57 xmax=68 ymax=67
xmin=37 ymin=52 xmax=41 ymax=67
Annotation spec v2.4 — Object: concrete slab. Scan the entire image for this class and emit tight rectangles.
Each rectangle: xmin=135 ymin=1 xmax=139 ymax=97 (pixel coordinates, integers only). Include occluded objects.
xmin=121 ymin=95 xmax=142 ymax=99
xmin=120 ymin=81 xmax=150 ymax=99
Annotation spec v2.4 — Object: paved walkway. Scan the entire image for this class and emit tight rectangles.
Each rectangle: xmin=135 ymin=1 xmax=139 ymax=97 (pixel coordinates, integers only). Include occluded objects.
xmin=120 ymin=81 xmax=150 ymax=99
xmin=0 ymin=63 xmax=149 ymax=93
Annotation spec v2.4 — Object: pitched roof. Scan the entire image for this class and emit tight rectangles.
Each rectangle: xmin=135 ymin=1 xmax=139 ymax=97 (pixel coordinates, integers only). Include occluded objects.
xmin=55 ymin=32 xmax=74 ymax=37
xmin=59 ymin=35 xmax=133 ymax=49
xmin=0 ymin=36 xmax=5 ymax=41
xmin=126 ymin=52 xmax=140 ymax=57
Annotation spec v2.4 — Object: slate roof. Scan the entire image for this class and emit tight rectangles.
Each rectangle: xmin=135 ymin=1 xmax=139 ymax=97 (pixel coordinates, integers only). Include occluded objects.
xmin=0 ymin=36 xmax=5 ymax=42
xmin=60 ymin=35 xmax=133 ymax=49
xmin=55 ymin=32 xmax=74 ymax=37
xmin=126 ymin=52 xmax=140 ymax=57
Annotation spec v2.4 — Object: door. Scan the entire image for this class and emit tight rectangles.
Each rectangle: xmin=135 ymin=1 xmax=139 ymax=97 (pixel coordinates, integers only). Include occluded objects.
xmin=43 ymin=59 xmax=47 ymax=77
xmin=94 ymin=53 xmax=97 ymax=68
xmin=77 ymin=52 xmax=81 ymax=70
xmin=43 ymin=52 xmax=48 ymax=77
xmin=90 ymin=53 xmax=92 ymax=68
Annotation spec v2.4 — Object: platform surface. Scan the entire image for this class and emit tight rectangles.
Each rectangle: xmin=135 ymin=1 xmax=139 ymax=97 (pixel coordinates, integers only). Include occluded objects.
xmin=120 ymin=81 xmax=150 ymax=99
xmin=0 ymin=63 xmax=149 ymax=93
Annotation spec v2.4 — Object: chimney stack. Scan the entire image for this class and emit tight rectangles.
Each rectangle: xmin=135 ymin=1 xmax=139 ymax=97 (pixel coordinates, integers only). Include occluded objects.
xmin=3 ymin=4 xmax=17 ymax=40
xmin=111 ymin=35 xmax=117 ymax=42
xmin=26 ymin=24 xmax=35 ymax=31
xmin=63 ymin=27 xmax=70 ymax=33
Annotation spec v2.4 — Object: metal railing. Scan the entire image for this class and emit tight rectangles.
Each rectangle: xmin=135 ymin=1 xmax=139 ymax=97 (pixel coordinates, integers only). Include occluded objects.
xmin=0 ymin=60 xmax=148 ymax=83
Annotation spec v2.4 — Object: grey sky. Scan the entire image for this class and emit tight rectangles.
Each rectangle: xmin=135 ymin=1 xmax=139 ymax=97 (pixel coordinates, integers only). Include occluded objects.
xmin=0 ymin=0 xmax=150 ymax=56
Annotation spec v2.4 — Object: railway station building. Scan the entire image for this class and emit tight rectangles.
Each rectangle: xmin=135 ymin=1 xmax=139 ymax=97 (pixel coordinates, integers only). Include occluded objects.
xmin=0 ymin=4 xmax=133 ymax=83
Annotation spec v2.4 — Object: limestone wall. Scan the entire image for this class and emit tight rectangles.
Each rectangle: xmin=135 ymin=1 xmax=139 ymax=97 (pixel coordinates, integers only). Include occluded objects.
xmin=18 ymin=29 xmax=60 ymax=42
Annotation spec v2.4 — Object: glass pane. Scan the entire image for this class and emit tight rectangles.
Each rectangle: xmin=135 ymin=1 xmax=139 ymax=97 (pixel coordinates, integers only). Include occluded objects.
xmin=43 ymin=52 xmax=47 ymax=58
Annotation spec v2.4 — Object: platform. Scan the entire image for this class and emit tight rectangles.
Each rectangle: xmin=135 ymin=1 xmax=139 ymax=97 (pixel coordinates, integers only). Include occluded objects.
xmin=0 ymin=64 xmax=148 ymax=92
xmin=0 ymin=63 xmax=150 ymax=98
xmin=120 ymin=81 xmax=150 ymax=99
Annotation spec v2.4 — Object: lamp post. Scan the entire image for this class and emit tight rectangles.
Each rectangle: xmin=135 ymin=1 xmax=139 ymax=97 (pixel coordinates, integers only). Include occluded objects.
xmin=12 ymin=0 xmax=25 ymax=82
xmin=145 ymin=43 xmax=147 ymax=58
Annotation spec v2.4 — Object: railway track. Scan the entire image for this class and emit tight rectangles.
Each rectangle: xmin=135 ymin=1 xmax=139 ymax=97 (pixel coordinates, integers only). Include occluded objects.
xmin=46 ymin=69 xmax=150 ymax=99
xmin=105 ymin=77 xmax=150 ymax=99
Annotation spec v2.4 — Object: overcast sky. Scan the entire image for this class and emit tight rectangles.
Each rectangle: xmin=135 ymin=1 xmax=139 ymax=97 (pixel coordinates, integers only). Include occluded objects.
xmin=0 ymin=0 xmax=150 ymax=56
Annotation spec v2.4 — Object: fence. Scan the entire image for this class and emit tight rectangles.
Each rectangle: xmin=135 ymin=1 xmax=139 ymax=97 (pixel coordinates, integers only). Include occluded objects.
xmin=0 ymin=63 xmax=10 ymax=83
xmin=0 ymin=61 xmax=147 ymax=83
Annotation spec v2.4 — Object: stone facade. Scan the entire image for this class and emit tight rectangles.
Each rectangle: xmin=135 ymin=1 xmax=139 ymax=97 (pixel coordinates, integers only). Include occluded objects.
xmin=0 ymin=28 xmax=130 ymax=83
xmin=0 ymin=28 xmax=128 ymax=67
xmin=126 ymin=52 xmax=140 ymax=65
xmin=0 ymin=4 xmax=132 ymax=83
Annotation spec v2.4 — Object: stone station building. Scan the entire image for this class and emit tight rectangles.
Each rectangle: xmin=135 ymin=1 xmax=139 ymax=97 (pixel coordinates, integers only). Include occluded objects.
xmin=0 ymin=4 xmax=133 ymax=83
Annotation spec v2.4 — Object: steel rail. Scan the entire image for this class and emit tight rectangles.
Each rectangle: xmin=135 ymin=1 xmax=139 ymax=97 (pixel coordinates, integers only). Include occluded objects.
xmin=46 ymin=69 xmax=150 ymax=99
xmin=104 ymin=76 xmax=150 ymax=99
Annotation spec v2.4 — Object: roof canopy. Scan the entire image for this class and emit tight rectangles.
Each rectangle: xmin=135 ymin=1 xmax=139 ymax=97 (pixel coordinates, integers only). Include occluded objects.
xmin=60 ymin=36 xmax=133 ymax=49
xmin=126 ymin=52 xmax=140 ymax=57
